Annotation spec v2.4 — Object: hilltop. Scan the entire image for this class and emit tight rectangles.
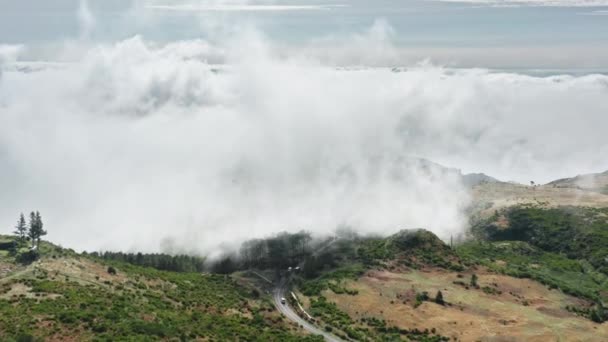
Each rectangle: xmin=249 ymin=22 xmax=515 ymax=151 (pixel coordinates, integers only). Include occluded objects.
xmin=394 ymin=162 xmax=608 ymax=222
xmin=469 ymin=173 xmax=608 ymax=222
xmin=288 ymin=226 xmax=608 ymax=341
xmin=548 ymin=170 xmax=608 ymax=195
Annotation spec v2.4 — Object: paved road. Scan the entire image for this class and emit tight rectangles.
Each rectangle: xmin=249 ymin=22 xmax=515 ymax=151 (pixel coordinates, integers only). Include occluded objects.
xmin=268 ymin=237 xmax=346 ymax=341
xmin=273 ymin=280 xmax=343 ymax=342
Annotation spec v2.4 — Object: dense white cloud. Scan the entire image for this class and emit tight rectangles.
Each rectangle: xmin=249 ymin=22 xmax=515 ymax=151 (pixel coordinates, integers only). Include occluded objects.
xmin=1 ymin=24 xmax=607 ymax=254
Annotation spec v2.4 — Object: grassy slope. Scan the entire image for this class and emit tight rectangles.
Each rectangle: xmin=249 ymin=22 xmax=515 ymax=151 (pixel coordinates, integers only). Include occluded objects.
xmin=457 ymin=240 xmax=608 ymax=300
xmin=321 ymin=267 xmax=608 ymax=341
xmin=0 ymin=236 xmax=322 ymax=341
xmin=469 ymin=182 xmax=608 ymax=223
xmin=459 ymin=205 xmax=608 ymax=324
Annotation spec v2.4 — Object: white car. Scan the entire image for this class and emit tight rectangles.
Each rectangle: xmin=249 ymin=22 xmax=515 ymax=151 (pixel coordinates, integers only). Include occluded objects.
xmin=280 ymin=297 xmax=286 ymax=304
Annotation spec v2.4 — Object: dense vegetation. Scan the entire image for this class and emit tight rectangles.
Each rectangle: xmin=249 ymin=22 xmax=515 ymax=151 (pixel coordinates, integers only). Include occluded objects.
xmin=357 ymin=229 xmax=464 ymax=271
xmin=457 ymin=241 xmax=608 ymax=300
xmin=88 ymin=251 xmax=206 ymax=273
xmin=299 ymin=264 xmax=364 ymax=296
xmin=474 ymin=206 xmax=608 ymax=274
xmin=239 ymin=230 xmax=314 ymax=269
xmin=464 ymin=205 xmax=608 ymax=322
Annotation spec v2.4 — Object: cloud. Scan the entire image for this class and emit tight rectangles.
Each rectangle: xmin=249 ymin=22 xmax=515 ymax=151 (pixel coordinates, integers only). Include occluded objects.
xmin=0 ymin=45 xmax=23 ymax=79
xmin=436 ymin=0 xmax=608 ymax=7
xmin=0 ymin=35 xmax=469 ymax=254
xmin=1 ymin=23 xmax=607 ymax=254
xmin=300 ymin=19 xmax=399 ymax=67
xmin=581 ymin=9 xmax=608 ymax=14
xmin=0 ymin=45 xmax=22 ymax=63
xmin=77 ymin=0 xmax=97 ymax=40
xmin=146 ymin=3 xmax=347 ymax=12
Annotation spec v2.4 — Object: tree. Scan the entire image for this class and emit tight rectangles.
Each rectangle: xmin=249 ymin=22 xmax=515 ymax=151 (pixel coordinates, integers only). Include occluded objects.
xmin=13 ymin=213 xmax=27 ymax=244
xmin=470 ymin=274 xmax=478 ymax=288
xmin=591 ymin=302 xmax=607 ymax=323
xmin=302 ymin=255 xmax=320 ymax=279
xmin=435 ymin=290 xmax=445 ymax=305
xmin=28 ymin=212 xmax=36 ymax=248
xmin=28 ymin=211 xmax=47 ymax=250
xmin=267 ymin=236 xmax=289 ymax=269
xmin=213 ymin=256 xmax=237 ymax=274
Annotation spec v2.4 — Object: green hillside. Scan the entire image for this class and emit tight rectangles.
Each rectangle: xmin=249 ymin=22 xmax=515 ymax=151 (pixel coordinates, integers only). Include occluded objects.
xmin=0 ymin=236 xmax=322 ymax=341
xmin=3 ymin=204 xmax=608 ymax=341
xmin=472 ymin=205 xmax=608 ymax=273
xmin=285 ymin=226 xmax=608 ymax=341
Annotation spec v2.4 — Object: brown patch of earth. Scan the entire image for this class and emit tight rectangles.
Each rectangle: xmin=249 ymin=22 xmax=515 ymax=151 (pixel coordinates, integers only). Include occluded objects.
xmin=0 ymin=262 xmax=15 ymax=278
xmin=536 ymin=306 xmax=570 ymax=318
xmin=495 ymin=215 xmax=509 ymax=229
xmin=320 ymin=269 xmax=608 ymax=341
xmin=0 ymin=282 xmax=61 ymax=300
xmin=38 ymin=258 xmax=129 ymax=287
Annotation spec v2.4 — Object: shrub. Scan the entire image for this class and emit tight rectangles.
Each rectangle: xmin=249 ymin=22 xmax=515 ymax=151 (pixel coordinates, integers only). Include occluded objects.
xmin=415 ymin=291 xmax=429 ymax=308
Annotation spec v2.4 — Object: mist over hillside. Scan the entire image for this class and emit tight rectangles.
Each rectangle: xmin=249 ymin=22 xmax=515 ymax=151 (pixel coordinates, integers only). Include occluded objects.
xmin=4 ymin=3 xmax=608 ymax=342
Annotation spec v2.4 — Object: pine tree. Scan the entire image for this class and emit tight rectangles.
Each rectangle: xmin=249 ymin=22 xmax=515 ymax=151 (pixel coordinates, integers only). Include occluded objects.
xmin=35 ymin=211 xmax=46 ymax=247
xmin=27 ymin=211 xmax=47 ymax=249
xmin=435 ymin=290 xmax=445 ymax=305
xmin=28 ymin=211 xmax=37 ymax=248
xmin=13 ymin=213 xmax=27 ymax=244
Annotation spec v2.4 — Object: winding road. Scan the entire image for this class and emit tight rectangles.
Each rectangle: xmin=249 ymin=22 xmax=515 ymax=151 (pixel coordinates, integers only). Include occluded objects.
xmin=272 ymin=279 xmax=343 ymax=342
xmin=252 ymin=237 xmax=345 ymax=341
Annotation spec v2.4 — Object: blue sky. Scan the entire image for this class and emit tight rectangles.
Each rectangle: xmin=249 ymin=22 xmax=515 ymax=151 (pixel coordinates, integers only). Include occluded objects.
xmin=1 ymin=0 xmax=608 ymax=68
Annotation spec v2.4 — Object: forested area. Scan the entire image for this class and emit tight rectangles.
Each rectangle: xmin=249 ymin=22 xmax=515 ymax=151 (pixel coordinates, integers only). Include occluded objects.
xmin=88 ymin=251 xmax=206 ymax=273
xmin=89 ymin=230 xmax=323 ymax=274
xmin=237 ymin=230 xmax=313 ymax=269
